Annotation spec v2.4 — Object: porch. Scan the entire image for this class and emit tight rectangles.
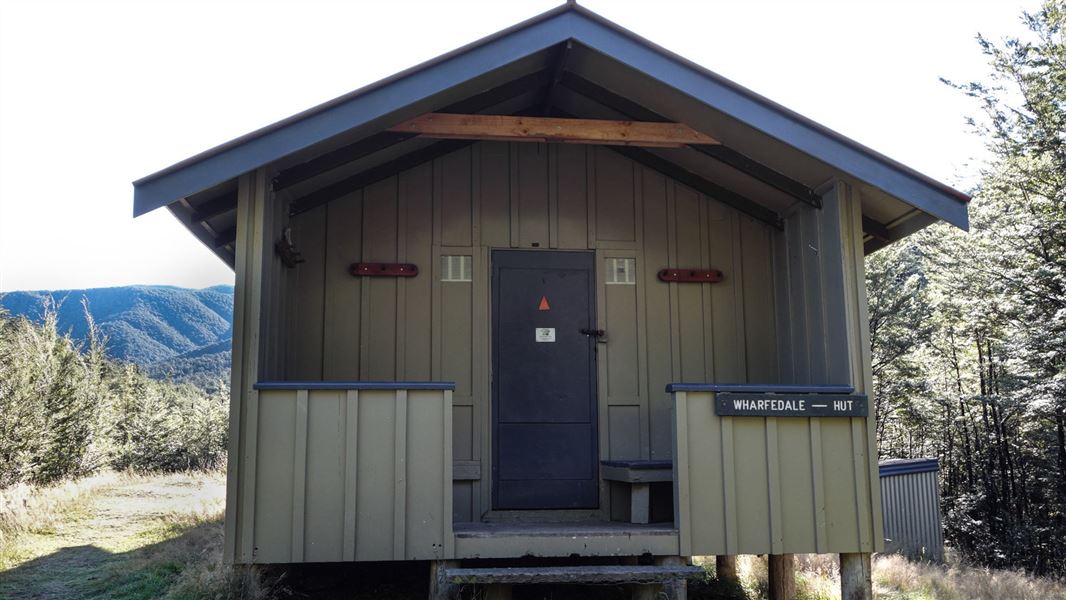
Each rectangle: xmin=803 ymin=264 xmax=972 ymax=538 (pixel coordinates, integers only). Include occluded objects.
xmin=238 ymin=381 xmax=873 ymax=562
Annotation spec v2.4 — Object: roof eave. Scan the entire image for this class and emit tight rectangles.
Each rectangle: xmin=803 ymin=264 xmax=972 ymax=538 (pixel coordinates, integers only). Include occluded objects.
xmin=132 ymin=2 xmax=969 ymax=236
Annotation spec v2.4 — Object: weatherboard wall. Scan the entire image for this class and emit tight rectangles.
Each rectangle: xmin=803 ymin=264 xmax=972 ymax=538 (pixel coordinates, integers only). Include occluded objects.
xmin=226 ymin=142 xmax=883 ymax=562
xmin=672 ymin=182 xmax=883 ymax=556
xmin=274 ymin=141 xmax=780 ymax=525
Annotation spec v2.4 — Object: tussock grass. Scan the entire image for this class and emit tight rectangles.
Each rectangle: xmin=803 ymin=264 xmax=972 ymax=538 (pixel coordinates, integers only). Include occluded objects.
xmin=1 ymin=469 xmax=275 ymax=600
xmin=874 ymin=552 xmax=1066 ymax=600
xmin=698 ymin=551 xmax=1066 ymax=600
xmin=0 ymin=471 xmax=119 ymax=567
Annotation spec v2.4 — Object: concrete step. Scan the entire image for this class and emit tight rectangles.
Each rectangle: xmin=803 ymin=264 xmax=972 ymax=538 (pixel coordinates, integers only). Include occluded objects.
xmin=442 ymin=564 xmax=705 ymax=585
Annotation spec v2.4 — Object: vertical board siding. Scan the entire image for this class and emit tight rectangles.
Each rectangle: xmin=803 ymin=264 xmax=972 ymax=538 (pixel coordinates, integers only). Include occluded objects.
xmin=516 ymin=143 xmax=550 ymax=247
xmin=593 ymin=148 xmax=637 ymax=245
xmin=286 ymin=204 xmax=325 ymax=380
xmin=323 ymin=192 xmax=362 ymax=379
xmin=556 ymin=145 xmax=588 ymax=248
xmin=251 ymin=389 xmax=451 ymax=562
xmin=261 ymin=140 xmax=871 ymax=555
xmin=640 ymin=170 xmax=674 ymax=461
xmin=677 ymin=391 xmax=870 ymax=555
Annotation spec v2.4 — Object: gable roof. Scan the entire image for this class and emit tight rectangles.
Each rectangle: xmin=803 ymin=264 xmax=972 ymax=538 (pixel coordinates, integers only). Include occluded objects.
xmin=133 ymin=2 xmax=969 ymax=265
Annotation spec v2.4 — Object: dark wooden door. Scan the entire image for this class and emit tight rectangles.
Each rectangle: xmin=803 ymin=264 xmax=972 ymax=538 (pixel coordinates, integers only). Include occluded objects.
xmin=491 ymin=250 xmax=598 ymax=509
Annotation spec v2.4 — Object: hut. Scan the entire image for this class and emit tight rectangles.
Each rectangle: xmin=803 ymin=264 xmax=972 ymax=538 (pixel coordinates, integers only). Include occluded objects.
xmin=131 ymin=3 xmax=970 ymax=598
xmin=879 ymin=458 xmax=944 ymax=562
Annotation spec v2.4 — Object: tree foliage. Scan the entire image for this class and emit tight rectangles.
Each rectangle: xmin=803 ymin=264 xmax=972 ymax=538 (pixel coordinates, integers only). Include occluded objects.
xmin=871 ymin=0 xmax=1066 ymax=575
xmin=0 ymin=301 xmax=227 ymax=488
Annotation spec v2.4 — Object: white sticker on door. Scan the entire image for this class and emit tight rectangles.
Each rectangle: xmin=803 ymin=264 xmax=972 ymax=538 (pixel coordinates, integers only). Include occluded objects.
xmin=535 ymin=328 xmax=556 ymax=342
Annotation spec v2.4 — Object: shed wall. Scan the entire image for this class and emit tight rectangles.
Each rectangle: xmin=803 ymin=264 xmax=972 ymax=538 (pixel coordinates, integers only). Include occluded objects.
xmin=276 ymin=142 xmax=779 ymax=523
xmin=881 ymin=470 xmax=943 ymax=561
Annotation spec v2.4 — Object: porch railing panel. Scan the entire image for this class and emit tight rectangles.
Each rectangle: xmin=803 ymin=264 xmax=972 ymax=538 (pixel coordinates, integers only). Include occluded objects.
xmin=670 ymin=384 xmax=876 ymax=557
xmin=246 ymin=382 xmax=453 ymax=563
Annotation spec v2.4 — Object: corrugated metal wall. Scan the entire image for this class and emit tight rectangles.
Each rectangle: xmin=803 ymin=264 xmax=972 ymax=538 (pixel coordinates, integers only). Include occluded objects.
xmin=880 ymin=462 xmax=943 ymax=562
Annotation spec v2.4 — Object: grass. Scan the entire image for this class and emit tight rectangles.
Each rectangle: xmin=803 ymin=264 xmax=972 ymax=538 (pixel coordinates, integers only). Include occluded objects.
xmin=0 ymin=470 xmax=273 ymax=600
xmin=0 ymin=471 xmax=120 ymax=569
xmin=693 ymin=552 xmax=1066 ymax=600
xmin=5 ymin=473 xmax=1066 ymax=599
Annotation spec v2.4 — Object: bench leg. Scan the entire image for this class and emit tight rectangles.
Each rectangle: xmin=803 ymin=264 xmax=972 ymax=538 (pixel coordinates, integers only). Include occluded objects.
xmin=631 ymin=482 xmax=651 ymax=524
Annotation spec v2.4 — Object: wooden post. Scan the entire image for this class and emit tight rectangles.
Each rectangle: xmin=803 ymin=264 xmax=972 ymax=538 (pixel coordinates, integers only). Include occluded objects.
xmin=428 ymin=560 xmax=459 ymax=600
xmin=840 ymin=553 xmax=873 ymax=600
xmin=768 ymin=554 xmax=795 ymax=600
xmin=658 ymin=556 xmax=688 ymax=600
xmin=715 ymin=555 xmax=737 ymax=584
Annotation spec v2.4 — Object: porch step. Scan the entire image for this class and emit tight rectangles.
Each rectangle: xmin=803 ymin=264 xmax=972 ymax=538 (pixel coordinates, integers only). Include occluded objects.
xmin=442 ymin=564 xmax=705 ymax=585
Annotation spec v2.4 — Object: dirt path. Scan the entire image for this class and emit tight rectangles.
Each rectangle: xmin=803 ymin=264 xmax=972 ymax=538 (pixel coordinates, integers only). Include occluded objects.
xmin=0 ymin=472 xmax=225 ymax=600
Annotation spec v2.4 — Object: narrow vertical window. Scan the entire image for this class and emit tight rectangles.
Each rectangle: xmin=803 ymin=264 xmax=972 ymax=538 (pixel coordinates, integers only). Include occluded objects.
xmin=605 ymin=257 xmax=636 ymax=285
xmin=440 ymin=255 xmax=473 ymax=282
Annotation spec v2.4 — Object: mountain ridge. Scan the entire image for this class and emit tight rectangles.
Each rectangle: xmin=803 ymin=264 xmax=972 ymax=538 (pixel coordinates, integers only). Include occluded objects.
xmin=0 ymin=284 xmax=233 ymax=391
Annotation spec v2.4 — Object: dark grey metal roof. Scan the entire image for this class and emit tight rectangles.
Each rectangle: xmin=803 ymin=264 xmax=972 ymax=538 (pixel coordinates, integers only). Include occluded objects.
xmin=879 ymin=458 xmax=940 ymax=477
xmin=133 ymin=2 xmax=969 ymax=265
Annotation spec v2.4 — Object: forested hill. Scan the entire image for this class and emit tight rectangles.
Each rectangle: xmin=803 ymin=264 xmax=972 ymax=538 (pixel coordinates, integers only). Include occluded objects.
xmin=0 ymin=285 xmax=233 ymax=390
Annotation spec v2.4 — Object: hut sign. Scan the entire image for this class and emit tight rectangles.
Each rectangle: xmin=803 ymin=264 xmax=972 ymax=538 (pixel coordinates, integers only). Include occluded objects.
xmin=715 ymin=393 xmax=869 ymax=417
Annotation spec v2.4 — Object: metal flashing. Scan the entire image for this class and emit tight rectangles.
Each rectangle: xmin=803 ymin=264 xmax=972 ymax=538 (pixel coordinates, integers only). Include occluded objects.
xmin=879 ymin=458 xmax=940 ymax=477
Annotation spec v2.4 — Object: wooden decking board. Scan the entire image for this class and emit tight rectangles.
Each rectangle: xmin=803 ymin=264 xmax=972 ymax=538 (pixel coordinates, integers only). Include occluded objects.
xmin=443 ymin=564 xmax=705 ymax=585
xmin=454 ymin=521 xmax=677 ymax=538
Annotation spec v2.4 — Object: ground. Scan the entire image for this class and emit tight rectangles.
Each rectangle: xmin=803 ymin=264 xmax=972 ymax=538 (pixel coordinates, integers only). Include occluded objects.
xmin=3 ymin=472 xmax=1066 ymax=599
xmin=0 ymin=472 xmax=229 ymax=600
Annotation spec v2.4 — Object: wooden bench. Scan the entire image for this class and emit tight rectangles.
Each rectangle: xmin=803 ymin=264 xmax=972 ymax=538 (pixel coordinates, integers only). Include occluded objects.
xmin=600 ymin=460 xmax=673 ymax=524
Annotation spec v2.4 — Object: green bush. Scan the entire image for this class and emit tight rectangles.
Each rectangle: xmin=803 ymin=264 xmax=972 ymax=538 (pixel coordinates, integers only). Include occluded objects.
xmin=0 ymin=301 xmax=228 ymax=487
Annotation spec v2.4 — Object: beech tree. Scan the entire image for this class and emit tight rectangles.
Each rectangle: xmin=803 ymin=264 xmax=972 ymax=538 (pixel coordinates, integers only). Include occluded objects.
xmin=870 ymin=0 xmax=1066 ymax=574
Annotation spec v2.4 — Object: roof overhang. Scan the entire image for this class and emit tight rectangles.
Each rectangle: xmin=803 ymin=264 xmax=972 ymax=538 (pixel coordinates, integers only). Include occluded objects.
xmin=133 ymin=3 xmax=969 ymax=267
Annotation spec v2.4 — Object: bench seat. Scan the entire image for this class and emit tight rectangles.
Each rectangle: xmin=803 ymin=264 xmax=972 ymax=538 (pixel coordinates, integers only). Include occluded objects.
xmin=600 ymin=460 xmax=673 ymax=524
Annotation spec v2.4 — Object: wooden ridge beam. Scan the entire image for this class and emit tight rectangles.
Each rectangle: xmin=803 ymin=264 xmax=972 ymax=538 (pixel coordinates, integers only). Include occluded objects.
xmin=612 ymin=146 xmax=783 ymax=230
xmin=387 ymin=113 xmax=720 ymax=147
xmin=559 ymin=72 xmax=821 ymax=208
xmin=273 ymin=70 xmax=551 ymax=192
xmin=289 ymin=139 xmax=474 ymax=216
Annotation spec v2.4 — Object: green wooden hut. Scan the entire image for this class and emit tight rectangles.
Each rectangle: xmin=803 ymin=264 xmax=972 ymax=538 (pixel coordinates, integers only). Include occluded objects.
xmin=132 ymin=4 xmax=969 ymax=598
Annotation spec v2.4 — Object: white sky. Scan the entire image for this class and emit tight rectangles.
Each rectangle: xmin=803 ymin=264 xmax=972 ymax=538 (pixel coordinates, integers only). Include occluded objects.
xmin=0 ymin=0 xmax=1034 ymax=292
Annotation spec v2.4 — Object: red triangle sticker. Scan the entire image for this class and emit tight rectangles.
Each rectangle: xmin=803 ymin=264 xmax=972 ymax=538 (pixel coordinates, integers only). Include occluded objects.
xmin=538 ymin=296 xmax=550 ymax=311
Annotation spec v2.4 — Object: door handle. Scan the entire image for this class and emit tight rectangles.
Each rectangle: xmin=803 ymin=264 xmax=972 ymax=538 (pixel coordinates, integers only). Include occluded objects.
xmin=580 ymin=328 xmax=607 ymax=343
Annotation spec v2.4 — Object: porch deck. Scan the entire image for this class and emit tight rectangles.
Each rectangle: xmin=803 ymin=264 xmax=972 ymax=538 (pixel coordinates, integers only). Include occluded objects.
xmin=453 ymin=521 xmax=679 ymax=559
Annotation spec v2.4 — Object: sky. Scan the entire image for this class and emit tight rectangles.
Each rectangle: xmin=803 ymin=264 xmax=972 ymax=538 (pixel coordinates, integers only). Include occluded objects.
xmin=0 ymin=0 xmax=1037 ymax=292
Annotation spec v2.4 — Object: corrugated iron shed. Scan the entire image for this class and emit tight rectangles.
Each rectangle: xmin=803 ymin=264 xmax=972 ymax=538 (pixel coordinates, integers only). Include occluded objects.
xmin=880 ymin=458 xmax=944 ymax=562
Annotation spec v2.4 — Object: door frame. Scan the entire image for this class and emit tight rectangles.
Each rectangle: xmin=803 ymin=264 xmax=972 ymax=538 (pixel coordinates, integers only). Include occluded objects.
xmin=489 ymin=248 xmax=599 ymax=511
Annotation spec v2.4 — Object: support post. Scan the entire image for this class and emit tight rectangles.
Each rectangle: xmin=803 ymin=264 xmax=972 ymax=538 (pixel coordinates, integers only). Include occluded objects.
xmin=658 ymin=556 xmax=688 ymax=600
xmin=840 ymin=553 xmax=873 ymax=600
xmin=715 ymin=555 xmax=737 ymax=584
xmin=768 ymin=554 xmax=795 ymax=600
xmin=428 ymin=560 xmax=459 ymax=600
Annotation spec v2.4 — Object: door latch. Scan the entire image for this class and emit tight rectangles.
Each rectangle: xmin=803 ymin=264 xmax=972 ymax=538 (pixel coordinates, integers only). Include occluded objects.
xmin=580 ymin=328 xmax=607 ymax=343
